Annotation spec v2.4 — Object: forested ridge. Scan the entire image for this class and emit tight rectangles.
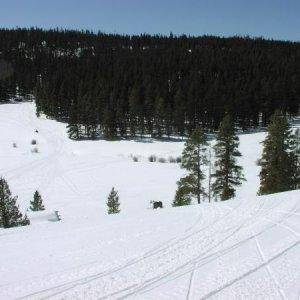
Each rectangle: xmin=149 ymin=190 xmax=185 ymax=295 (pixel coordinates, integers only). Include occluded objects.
xmin=0 ymin=28 xmax=299 ymax=139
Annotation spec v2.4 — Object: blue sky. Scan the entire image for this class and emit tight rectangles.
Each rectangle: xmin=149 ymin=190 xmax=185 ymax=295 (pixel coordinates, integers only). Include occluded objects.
xmin=1 ymin=0 xmax=299 ymax=41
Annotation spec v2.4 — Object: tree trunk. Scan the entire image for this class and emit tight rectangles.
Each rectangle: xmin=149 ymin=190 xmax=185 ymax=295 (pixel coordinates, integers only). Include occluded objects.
xmin=208 ymin=148 xmax=212 ymax=203
xmin=197 ymin=145 xmax=201 ymax=204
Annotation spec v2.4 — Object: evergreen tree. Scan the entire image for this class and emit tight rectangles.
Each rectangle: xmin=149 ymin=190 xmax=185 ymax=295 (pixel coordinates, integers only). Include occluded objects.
xmin=165 ymin=102 xmax=173 ymax=138
xmin=258 ymin=111 xmax=298 ymax=194
xmin=173 ymin=88 xmax=186 ymax=136
xmin=172 ymin=177 xmax=192 ymax=207
xmin=102 ymin=106 xmax=117 ymax=140
xmin=128 ymin=87 xmax=140 ymax=137
xmin=212 ymin=115 xmax=245 ymax=200
xmin=30 ymin=190 xmax=45 ymax=211
xmin=153 ymin=96 xmax=165 ymax=138
xmin=207 ymin=148 xmax=213 ymax=203
xmin=175 ymin=128 xmax=208 ymax=204
xmin=0 ymin=177 xmax=30 ymax=228
xmin=67 ymin=103 xmax=80 ymax=139
xmin=294 ymin=128 xmax=300 ymax=188
xmin=106 ymin=187 xmax=120 ymax=214
xmin=144 ymin=84 xmax=155 ymax=136
xmin=67 ymin=123 xmax=80 ymax=140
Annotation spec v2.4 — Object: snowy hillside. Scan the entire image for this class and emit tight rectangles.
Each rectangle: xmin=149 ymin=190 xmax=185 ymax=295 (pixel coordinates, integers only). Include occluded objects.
xmin=0 ymin=102 xmax=299 ymax=299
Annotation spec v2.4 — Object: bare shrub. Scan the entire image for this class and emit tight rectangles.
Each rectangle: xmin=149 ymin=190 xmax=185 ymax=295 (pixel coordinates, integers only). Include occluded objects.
xmin=158 ymin=157 xmax=166 ymax=163
xmin=132 ymin=155 xmax=139 ymax=162
xmin=31 ymin=147 xmax=39 ymax=153
xmin=168 ymin=156 xmax=176 ymax=163
xmin=148 ymin=155 xmax=157 ymax=162
xmin=31 ymin=139 xmax=37 ymax=145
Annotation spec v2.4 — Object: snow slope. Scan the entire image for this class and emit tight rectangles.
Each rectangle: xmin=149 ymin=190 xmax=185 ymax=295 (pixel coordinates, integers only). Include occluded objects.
xmin=0 ymin=102 xmax=299 ymax=299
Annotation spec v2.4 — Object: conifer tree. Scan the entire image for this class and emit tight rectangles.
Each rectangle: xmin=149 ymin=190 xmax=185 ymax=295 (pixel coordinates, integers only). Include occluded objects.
xmin=67 ymin=123 xmax=80 ymax=140
xmin=128 ymin=87 xmax=140 ymax=137
xmin=144 ymin=84 xmax=155 ymax=136
xmin=294 ymin=128 xmax=300 ymax=189
xmin=153 ymin=96 xmax=165 ymax=138
xmin=212 ymin=115 xmax=245 ymax=200
xmin=106 ymin=187 xmax=120 ymax=214
xmin=258 ymin=111 xmax=298 ymax=194
xmin=172 ymin=177 xmax=192 ymax=207
xmin=102 ymin=106 xmax=117 ymax=140
xmin=67 ymin=103 xmax=80 ymax=139
xmin=175 ymin=128 xmax=208 ymax=204
xmin=207 ymin=148 xmax=213 ymax=203
xmin=173 ymin=88 xmax=186 ymax=136
xmin=165 ymin=103 xmax=173 ymax=138
xmin=0 ymin=177 xmax=30 ymax=228
xmin=30 ymin=190 xmax=45 ymax=211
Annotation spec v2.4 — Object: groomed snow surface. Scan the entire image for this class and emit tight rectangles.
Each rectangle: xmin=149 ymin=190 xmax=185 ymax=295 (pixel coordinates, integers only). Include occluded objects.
xmin=0 ymin=103 xmax=299 ymax=299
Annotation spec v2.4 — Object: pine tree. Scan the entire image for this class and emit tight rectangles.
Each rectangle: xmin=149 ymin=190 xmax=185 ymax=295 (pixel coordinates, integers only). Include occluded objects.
xmin=153 ymin=96 xmax=165 ymax=138
xmin=67 ymin=103 xmax=80 ymax=140
xmin=144 ymin=84 xmax=155 ymax=136
xmin=175 ymin=128 xmax=208 ymax=204
xmin=106 ymin=187 xmax=120 ymax=214
xmin=172 ymin=177 xmax=192 ymax=207
xmin=212 ymin=115 xmax=245 ymax=200
xmin=0 ymin=177 xmax=30 ymax=228
xmin=258 ymin=111 xmax=298 ymax=195
xmin=30 ymin=190 xmax=45 ymax=211
xmin=67 ymin=123 xmax=80 ymax=140
xmin=165 ymin=102 xmax=173 ymax=138
xmin=102 ymin=106 xmax=117 ymax=140
xmin=294 ymin=128 xmax=300 ymax=189
xmin=207 ymin=148 xmax=213 ymax=203
xmin=173 ymin=88 xmax=186 ymax=136
xmin=128 ymin=87 xmax=141 ymax=138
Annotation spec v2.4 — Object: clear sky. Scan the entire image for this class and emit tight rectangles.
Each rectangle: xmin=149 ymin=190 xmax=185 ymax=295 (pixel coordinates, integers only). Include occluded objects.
xmin=1 ymin=0 xmax=299 ymax=41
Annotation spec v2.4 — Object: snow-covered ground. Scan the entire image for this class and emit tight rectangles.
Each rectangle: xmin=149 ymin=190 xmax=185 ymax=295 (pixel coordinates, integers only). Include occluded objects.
xmin=0 ymin=102 xmax=299 ymax=299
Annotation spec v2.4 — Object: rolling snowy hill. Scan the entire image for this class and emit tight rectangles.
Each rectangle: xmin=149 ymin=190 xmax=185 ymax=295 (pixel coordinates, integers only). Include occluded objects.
xmin=0 ymin=102 xmax=299 ymax=299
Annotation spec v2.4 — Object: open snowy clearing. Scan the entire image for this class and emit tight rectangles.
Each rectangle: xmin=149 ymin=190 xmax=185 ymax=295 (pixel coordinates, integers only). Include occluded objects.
xmin=0 ymin=102 xmax=299 ymax=299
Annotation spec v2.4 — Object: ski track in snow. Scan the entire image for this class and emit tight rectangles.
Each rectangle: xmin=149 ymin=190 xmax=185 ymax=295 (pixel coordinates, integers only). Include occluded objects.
xmin=13 ymin=194 xmax=300 ymax=299
xmin=0 ymin=102 xmax=299 ymax=300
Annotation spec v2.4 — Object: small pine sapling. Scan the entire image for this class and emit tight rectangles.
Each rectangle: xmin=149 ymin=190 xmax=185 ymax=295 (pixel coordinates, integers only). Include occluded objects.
xmin=30 ymin=190 xmax=45 ymax=211
xmin=106 ymin=187 xmax=120 ymax=214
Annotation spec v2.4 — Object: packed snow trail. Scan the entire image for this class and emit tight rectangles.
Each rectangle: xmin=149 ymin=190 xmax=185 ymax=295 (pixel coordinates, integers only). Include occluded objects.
xmin=0 ymin=103 xmax=299 ymax=299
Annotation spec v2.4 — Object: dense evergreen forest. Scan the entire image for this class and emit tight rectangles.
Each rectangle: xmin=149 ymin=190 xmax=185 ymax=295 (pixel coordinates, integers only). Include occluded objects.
xmin=0 ymin=28 xmax=299 ymax=139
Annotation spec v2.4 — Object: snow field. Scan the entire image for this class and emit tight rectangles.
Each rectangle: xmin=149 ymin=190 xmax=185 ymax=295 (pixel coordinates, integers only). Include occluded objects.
xmin=0 ymin=102 xmax=299 ymax=299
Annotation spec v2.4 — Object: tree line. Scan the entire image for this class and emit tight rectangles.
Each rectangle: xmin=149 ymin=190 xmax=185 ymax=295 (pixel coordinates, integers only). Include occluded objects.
xmin=0 ymin=28 xmax=299 ymax=140
xmin=74 ymin=111 xmax=300 ymax=213
xmin=173 ymin=112 xmax=300 ymax=206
